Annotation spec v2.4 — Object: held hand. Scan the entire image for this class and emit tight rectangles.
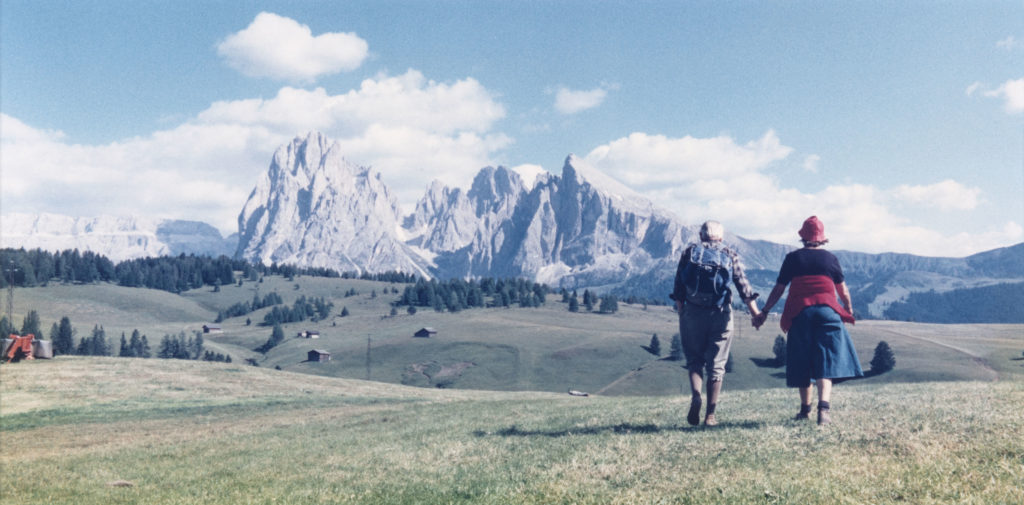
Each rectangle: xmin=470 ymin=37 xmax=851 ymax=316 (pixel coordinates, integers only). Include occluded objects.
xmin=751 ymin=312 xmax=767 ymax=330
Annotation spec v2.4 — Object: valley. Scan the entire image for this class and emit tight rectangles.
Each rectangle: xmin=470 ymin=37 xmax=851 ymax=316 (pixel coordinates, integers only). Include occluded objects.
xmin=9 ymin=274 xmax=1023 ymax=394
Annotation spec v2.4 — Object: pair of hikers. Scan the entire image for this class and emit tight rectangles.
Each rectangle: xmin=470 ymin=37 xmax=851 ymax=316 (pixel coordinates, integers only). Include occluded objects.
xmin=670 ymin=217 xmax=861 ymax=426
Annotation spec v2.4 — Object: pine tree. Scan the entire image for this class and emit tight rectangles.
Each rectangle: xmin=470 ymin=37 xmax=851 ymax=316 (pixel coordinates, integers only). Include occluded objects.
xmin=870 ymin=341 xmax=896 ymax=374
xmin=568 ymin=296 xmax=580 ymax=312
xmin=139 ymin=335 xmax=152 ymax=358
xmin=158 ymin=335 xmax=174 ymax=359
xmin=129 ymin=330 xmax=142 ymax=358
xmin=88 ymin=325 xmax=109 ymax=356
xmin=670 ymin=333 xmax=683 ymax=361
xmin=599 ymin=295 xmax=619 ymax=314
xmin=119 ymin=333 xmax=131 ymax=357
xmin=583 ymin=290 xmax=595 ymax=311
xmin=193 ymin=332 xmax=204 ymax=359
xmin=20 ymin=310 xmax=42 ymax=337
xmin=0 ymin=316 xmax=12 ymax=338
xmin=772 ymin=335 xmax=787 ymax=366
xmin=648 ymin=334 xmax=661 ymax=356
xmin=48 ymin=321 xmax=60 ymax=348
xmin=54 ymin=316 xmax=74 ymax=355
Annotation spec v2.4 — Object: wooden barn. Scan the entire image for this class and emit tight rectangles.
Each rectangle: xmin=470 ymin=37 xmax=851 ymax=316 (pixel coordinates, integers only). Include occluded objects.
xmin=308 ymin=349 xmax=331 ymax=362
xmin=297 ymin=330 xmax=320 ymax=339
xmin=414 ymin=327 xmax=437 ymax=338
xmin=202 ymin=324 xmax=223 ymax=334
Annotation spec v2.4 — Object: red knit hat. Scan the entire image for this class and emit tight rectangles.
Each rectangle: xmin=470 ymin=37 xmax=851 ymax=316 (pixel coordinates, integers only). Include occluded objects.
xmin=798 ymin=216 xmax=827 ymax=242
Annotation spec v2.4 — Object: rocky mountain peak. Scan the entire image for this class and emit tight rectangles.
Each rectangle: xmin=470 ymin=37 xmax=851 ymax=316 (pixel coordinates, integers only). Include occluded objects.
xmin=235 ymin=132 xmax=429 ymax=276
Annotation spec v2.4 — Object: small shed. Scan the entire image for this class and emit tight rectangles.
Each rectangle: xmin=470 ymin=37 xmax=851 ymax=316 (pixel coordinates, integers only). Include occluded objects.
xmin=202 ymin=324 xmax=223 ymax=334
xmin=414 ymin=327 xmax=437 ymax=338
xmin=308 ymin=349 xmax=331 ymax=362
xmin=297 ymin=330 xmax=320 ymax=339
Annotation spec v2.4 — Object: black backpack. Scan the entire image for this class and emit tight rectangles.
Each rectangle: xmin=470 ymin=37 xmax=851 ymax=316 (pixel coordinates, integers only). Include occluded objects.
xmin=682 ymin=243 xmax=733 ymax=308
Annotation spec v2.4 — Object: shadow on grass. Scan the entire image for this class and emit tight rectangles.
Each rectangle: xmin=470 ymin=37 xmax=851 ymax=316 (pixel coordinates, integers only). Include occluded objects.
xmin=473 ymin=420 xmax=767 ymax=438
xmin=750 ymin=357 xmax=784 ymax=368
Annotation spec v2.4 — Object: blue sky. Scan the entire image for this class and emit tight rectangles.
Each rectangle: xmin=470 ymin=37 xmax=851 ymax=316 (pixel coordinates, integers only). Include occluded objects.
xmin=2 ymin=0 xmax=1022 ymax=257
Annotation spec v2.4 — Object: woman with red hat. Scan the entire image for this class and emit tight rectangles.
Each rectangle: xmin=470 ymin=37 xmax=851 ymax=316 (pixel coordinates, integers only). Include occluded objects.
xmin=753 ymin=216 xmax=863 ymax=425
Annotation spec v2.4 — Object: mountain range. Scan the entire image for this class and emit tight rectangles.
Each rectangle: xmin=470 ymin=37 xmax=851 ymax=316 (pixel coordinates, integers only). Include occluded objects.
xmin=3 ymin=132 xmax=1022 ymax=319
xmin=0 ymin=213 xmax=237 ymax=262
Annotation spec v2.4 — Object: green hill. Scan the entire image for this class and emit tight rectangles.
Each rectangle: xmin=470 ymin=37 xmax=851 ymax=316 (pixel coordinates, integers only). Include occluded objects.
xmin=1 ymin=357 xmax=1021 ymax=504
xmin=8 ymin=277 xmax=1024 ymax=394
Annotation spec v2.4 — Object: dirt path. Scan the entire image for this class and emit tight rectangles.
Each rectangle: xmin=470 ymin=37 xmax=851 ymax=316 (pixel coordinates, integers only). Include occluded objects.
xmin=879 ymin=327 xmax=1000 ymax=380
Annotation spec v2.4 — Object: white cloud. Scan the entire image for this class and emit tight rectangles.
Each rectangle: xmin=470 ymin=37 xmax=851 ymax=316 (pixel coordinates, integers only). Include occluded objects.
xmin=511 ymin=164 xmax=548 ymax=190
xmin=892 ymin=180 xmax=981 ymax=211
xmin=802 ymin=154 xmax=821 ymax=173
xmin=554 ymin=86 xmax=608 ymax=114
xmin=984 ymin=78 xmax=1024 ymax=113
xmin=996 ymin=36 xmax=1020 ymax=50
xmin=217 ymin=12 xmax=368 ymax=82
xmin=584 ymin=130 xmax=792 ymax=189
xmin=581 ymin=131 xmax=1021 ymax=257
xmin=971 ymin=78 xmax=1024 ymax=113
xmin=0 ymin=71 xmax=509 ymax=232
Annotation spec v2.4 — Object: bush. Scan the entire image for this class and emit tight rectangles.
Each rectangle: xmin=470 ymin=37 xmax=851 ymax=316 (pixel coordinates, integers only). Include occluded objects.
xmin=870 ymin=341 xmax=896 ymax=374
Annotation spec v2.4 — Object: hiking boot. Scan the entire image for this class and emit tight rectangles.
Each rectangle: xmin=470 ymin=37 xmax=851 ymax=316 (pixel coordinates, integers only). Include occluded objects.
xmin=794 ymin=405 xmax=812 ymax=420
xmin=704 ymin=413 xmax=718 ymax=427
xmin=817 ymin=408 xmax=832 ymax=426
xmin=687 ymin=397 xmax=702 ymax=426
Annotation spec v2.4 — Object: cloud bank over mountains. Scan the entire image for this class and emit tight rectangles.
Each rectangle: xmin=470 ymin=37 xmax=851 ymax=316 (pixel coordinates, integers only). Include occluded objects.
xmin=1 ymin=12 xmax=1020 ymax=258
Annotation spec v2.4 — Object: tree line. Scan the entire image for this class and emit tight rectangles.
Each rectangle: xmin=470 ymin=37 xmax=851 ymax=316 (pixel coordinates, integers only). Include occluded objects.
xmin=261 ymin=295 xmax=334 ymax=326
xmin=216 ymin=292 xmax=285 ymax=322
xmin=396 ymin=277 xmax=550 ymax=312
xmin=883 ymin=282 xmax=1024 ymax=324
xmin=562 ymin=289 xmax=619 ymax=314
xmin=1 ymin=311 xmax=230 ymax=363
xmin=0 ymin=248 xmax=418 ymax=294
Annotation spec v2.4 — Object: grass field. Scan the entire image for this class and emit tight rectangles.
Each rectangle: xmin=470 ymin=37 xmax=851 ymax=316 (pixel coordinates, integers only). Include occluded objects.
xmin=2 ymin=357 xmax=1022 ymax=504
xmin=10 ymin=277 xmax=1024 ymax=396
xmin=4 ymin=276 xmax=1023 ymax=502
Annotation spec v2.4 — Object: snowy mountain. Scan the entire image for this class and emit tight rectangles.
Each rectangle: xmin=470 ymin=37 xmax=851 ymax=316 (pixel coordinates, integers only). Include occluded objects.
xmin=5 ymin=132 xmax=1021 ymax=320
xmin=234 ymin=133 xmax=1023 ymax=318
xmin=0 ymin=212 xmax=236 ymax=262
xmin=405 ymin=155 xmax=700 ymax=287
xmin=235 ymin=132 xmax=432 ymax=277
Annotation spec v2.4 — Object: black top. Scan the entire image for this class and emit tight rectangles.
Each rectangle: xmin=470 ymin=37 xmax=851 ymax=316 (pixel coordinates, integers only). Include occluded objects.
xmin=776 ymin=248 xmax=844 ymax=286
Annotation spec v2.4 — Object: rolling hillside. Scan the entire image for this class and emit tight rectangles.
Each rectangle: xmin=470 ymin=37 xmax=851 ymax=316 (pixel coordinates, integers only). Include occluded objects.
xmin=8 ymin=276 xmax=1024 ymax=395
xmin=1 ymin=357 xmax=1022 ymax=504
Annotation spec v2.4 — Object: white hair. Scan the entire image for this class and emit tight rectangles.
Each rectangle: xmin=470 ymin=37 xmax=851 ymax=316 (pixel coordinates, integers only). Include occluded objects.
xmin=700 ymin=220 xmax=724 ymax=242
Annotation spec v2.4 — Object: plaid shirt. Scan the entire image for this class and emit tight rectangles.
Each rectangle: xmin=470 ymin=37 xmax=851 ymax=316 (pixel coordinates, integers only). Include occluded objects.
xmin=670 ymin=241 xmax=759 ymax=305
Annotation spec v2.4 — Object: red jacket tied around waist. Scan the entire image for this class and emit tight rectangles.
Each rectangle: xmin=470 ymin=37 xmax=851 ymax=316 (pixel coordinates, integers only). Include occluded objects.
xmin=780 ymin=275 xmax=855 ymax=333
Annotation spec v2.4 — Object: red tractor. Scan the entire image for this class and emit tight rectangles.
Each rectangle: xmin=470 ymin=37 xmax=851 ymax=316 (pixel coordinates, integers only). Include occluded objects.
xmin=4 ymin=333 xmax=35 ymax=362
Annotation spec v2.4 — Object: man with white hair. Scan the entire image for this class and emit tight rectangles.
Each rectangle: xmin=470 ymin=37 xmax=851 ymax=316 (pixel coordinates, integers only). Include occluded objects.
xmin=670 ymin=220 xmax=762 ymax=426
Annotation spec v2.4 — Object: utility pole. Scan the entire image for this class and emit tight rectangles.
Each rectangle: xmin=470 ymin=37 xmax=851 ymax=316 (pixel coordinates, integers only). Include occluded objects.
xmin=4 ymin=260 xmax=17 ymax=331
xmin=365 ymin=335 xmax=371 ymax=381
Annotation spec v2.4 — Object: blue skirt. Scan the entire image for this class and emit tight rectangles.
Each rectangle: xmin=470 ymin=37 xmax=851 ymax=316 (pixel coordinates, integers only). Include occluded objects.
xmin=786 ymin=305 xmax=863 ymax=388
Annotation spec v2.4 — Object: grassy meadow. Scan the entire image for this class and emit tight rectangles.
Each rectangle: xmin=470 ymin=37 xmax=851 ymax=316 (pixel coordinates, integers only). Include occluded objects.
xmin=3 ymin=277 xmax=1023 ymax=503
xmin=9 ymin=275 xmax=1024 ymax=394
xmin=1 ymin=357 xmax=1022 ymax=504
